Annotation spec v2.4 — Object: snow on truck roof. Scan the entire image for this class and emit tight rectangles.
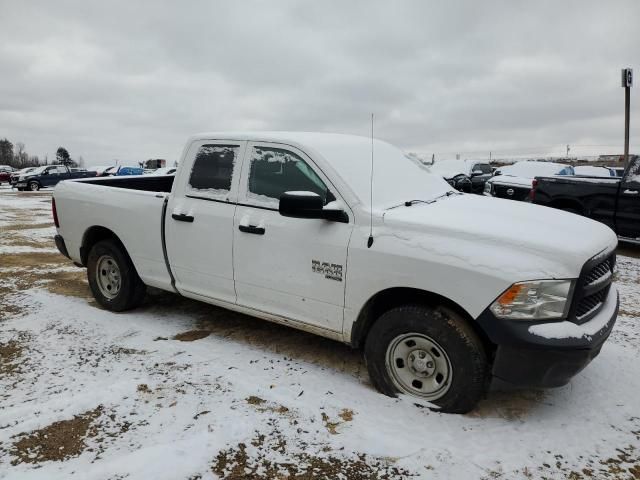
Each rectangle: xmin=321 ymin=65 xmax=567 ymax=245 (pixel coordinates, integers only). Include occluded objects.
xmin=190 ymin=132 xmax=453 ymax=208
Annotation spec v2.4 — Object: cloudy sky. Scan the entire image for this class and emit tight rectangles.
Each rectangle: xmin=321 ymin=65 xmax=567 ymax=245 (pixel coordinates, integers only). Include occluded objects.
xmin=1 ymin=1 xmax=638 ymax=165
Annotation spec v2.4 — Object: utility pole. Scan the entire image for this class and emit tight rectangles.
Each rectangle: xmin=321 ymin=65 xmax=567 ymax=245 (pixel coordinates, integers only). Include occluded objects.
xmin=622 ymin=68 xmax=633 ymax=168
xmin=566 ymin=144 xmax=570 ymax=159
xmin=489 ymin=151 xmax=492 ymax=162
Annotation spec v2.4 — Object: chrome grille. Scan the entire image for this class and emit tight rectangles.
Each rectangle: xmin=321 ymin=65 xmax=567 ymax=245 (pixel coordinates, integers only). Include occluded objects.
xmin=571 ymin=251 xmax=615 ymax=325
xmin=584 ymin=258 xmax=614 ymax=286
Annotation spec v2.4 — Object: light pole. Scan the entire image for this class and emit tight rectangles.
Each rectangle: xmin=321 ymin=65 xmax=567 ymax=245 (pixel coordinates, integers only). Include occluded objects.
xmin=622 ymin=68 xmax=633 ymax=168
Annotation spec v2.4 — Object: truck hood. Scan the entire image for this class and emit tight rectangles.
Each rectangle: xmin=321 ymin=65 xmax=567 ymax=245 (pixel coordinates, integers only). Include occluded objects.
xmin=381 ymin=194 xmax=617 ymax=280
xmin=487 ymin=175 xmax=534 ymax=188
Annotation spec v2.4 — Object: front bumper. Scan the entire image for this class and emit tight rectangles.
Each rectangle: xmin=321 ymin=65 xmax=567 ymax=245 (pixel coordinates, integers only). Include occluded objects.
xmin=476 ymin=286 xmax=619 ymax=388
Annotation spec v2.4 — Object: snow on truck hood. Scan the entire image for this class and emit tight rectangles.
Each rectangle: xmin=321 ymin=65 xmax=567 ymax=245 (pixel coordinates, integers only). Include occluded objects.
xmin=382 ymin=194 xmax=617 ymax=280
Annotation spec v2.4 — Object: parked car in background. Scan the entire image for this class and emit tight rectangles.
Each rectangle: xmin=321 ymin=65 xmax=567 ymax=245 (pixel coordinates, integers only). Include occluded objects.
xmin=99 ymin=166 xmax=144 ymax=176
xmin=574 ymin=165 xmax=617 ymax=177
xmin=14 ymin=165 xmax=96 ymax=191
xmin=532 ymin=155 xmax=640 ymax=242
xmin=428 ymin=160 xmax=493 ymax=194
xmin=0 ymin=170 xmax=11 ymax=185
xmin=53 ymin=132 xmax=619 ymax=413
xmin=92 ymin=166 xmax=115 ymax=177
xmin=484 ymin=161 xmax=574 ymax=201
xmin=9 ymin=167 xmax=36 ymax=186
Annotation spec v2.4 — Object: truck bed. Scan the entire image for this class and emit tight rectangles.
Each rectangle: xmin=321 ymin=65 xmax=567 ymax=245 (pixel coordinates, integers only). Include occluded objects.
xmin=54 ymin=177 xmax=174 ymax=291
xmin=81 ymin=174 xmax=175 ymax=192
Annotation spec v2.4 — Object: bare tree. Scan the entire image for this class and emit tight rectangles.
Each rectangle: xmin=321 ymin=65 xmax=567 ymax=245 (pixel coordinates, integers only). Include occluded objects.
xmin=15 ymin=142 xmax=28 ymax=167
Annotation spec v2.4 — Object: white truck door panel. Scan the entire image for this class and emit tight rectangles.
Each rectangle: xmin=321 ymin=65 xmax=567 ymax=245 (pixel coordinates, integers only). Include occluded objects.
xmin=233 ymin=142 xmax=352 ymax=333
xmin=165 ymin=140 xmax=246 ymax=303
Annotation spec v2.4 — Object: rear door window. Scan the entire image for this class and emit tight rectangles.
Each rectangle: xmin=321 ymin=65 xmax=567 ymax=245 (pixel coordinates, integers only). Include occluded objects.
xmin=187 ymin=144 xmax=239 ymax=198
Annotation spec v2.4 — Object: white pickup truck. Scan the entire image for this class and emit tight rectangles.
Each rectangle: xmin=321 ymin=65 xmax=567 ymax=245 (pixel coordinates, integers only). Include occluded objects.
xmin=53 ymin=132 xmax=619 ymax=413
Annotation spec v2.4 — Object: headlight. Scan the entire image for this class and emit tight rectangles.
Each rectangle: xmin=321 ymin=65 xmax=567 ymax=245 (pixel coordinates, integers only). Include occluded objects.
xmin=490 ymin=280 xmax=574 ymax=320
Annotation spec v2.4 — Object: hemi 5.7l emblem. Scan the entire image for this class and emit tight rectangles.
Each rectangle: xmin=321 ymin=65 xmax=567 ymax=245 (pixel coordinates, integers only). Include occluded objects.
xmin=312 ymin=259 xmax=343 ymax=282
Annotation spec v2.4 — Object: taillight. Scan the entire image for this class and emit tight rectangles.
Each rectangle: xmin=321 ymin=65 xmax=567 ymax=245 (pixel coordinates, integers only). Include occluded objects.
xmin=529 ymin=179 xmax=538 ymax=201
xmin=52 ymin=197 xmax=60 ymax=228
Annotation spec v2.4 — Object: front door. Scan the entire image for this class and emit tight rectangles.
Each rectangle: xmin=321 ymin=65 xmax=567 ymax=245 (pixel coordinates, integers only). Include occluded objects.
xmin=616 ymin=164 xmax=640 ymax=239
xmin=165 ymin=140 xmax=246 ymax=303
xmin=233 ymin=142 xmax=353 ymax=333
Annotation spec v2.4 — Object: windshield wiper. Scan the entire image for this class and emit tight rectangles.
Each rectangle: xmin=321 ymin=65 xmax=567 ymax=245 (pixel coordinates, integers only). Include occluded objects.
xmin=385 ymin=191 xmax=459 ymax=211
xmin=403 ymin=199 xmax=434 ymax=207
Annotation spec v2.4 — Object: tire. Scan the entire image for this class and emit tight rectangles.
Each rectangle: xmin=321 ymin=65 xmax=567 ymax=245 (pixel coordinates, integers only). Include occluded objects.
xmin=364 ymin=304 xmax=488 ymax=414
xmin=28 ymin=181 xmax=40 ymax=191
xmin=87 ymin=239 xmax=146 ymax=312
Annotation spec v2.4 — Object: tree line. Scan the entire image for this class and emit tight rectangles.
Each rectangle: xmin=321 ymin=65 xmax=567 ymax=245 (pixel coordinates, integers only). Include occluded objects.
xmin=0 ymin=138 xmax=84 ymax=169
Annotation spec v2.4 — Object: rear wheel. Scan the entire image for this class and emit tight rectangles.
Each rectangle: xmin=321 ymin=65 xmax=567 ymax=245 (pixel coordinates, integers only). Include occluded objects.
xmin=364 ymin=304 xmax=489 ymax=414
xmin=87 ymin=239 xmax=146 ymax=311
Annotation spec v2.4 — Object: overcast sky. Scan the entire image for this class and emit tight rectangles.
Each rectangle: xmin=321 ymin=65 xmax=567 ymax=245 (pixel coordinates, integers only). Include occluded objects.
xmin=1 ymin=1 xmax=639 ymax=165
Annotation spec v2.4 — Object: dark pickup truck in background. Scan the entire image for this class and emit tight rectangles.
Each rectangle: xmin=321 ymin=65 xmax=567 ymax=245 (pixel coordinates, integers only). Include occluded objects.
xmin=532 ymin=155 xmax=640 ymax=242
xmin=15 ymin=165 xmax=96 ymax=191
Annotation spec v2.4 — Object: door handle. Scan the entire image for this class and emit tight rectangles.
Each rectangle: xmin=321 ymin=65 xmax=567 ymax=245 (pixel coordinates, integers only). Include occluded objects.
xmin=623 ymin=189 xmax=639 ymax=195
xmin=239 ymin=224 xmax=265 ymax=235
xmin=172 ymin=213 xmax=194 ymax=222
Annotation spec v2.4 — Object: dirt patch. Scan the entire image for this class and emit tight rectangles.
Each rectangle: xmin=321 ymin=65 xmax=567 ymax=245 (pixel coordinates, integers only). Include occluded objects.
xmin=137 ymin=384 xmax=152 ymax=394
xmin=10 ymin=406 xmax=103 ymax=465
xmin=0 ymin=222 xmax=53 ymax=232
xmin=212 ymin=431 xmax=415 ymax=479
xmin=246 ymin=396 xmax=266 ymax=406
xmin=338 ymin=408 xmax=354 ymax=422
xmin=0 ymin=251 xmax=67 ymax=269
xmin=528 ymin=443 xmax=640 ymax=479
xmin=173 ymin=330 xmax=210 ymax=342
xmin=0 ymin=339 xmax=25 ymax=375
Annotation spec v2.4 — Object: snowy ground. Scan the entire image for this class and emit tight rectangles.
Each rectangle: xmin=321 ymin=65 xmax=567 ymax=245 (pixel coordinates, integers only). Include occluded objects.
xmin=0 ymin=184 xmax=639 ymax=479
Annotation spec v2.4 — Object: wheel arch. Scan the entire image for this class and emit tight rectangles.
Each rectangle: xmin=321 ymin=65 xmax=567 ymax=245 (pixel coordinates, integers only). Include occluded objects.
xmin=80 ymin=226 xmax=128 ymax=267
xmin=350 ymin=287 xmax=495 ymax=353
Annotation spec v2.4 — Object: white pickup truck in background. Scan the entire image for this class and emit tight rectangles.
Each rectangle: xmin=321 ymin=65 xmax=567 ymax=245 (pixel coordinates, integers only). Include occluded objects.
xmin=52 ymin=132 xmax=619 ymax=413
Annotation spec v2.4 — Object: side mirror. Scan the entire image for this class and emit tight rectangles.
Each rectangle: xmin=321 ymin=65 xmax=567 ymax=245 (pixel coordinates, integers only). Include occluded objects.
xmin=279 ymin=192 xmax=348 ymax=223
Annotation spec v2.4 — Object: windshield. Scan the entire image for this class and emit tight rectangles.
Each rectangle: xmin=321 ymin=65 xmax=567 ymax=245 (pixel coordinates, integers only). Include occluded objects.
xmin=27 ymin=166 xmax=47 ymax=175
xmin=297 ymin=134 xmax=454 ymax=209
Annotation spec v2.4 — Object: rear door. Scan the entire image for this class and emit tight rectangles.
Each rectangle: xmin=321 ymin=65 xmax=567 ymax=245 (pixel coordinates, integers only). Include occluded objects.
xmin=616 ymin=160 xmax=640 ymax=239
xmin=165 ymin=140 xmax=246 ymax=303
xmin=232 ymin=142 xmax=353 ymax=333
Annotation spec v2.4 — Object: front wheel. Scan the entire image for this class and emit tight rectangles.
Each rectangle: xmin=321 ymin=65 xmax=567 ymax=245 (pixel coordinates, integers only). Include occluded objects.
xmin=364 ymin=305 xmax=489 ymax=414
xmin=28 ymin=181 xmax=40 ymax=191
xmin=87 ymin=239 xmax=146 ymax=312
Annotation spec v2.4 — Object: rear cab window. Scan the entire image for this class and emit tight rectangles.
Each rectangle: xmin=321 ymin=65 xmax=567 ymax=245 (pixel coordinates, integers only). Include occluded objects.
xmin=185 ymin=143 xmax=242 ymax=200
xmin=243 ymin=144 xmax=335 ymax=208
